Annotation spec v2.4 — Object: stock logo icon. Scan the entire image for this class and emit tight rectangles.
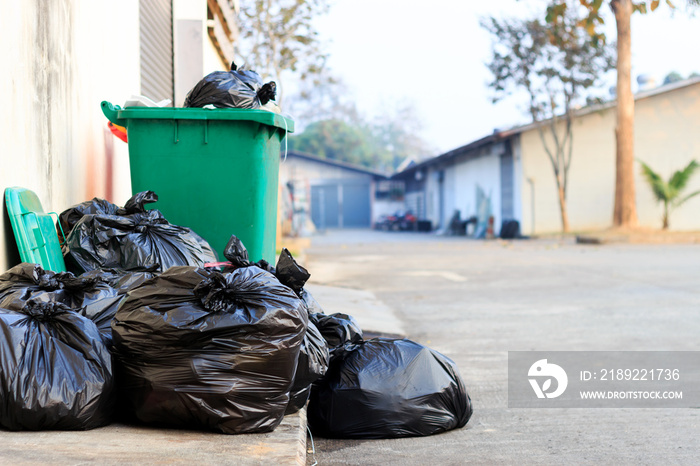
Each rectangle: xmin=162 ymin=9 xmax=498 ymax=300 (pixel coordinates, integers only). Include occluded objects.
xmin=528 ymin=359 xmax=568 ymax=399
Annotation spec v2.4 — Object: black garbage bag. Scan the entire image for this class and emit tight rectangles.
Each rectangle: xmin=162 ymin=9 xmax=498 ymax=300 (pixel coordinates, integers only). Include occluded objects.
xmin=0 ymin=300 xmax=115 ymax=430
xmin=286 ymin=320 xmax=329 ymax=414
xmin=73 ymin=268 xmax=156 ymax=345
xmin=184 ymin=62 xmax=276 ymax=109
xmin=0 ymin=263 xmax=155 ymax=346
xmin=300 ymin=288 xmax=325 ymax=314
xmin=308 ymin=338 xmax=472 ymax=439
xmin=62 ymin=192 xmax=217 ymax=273
xmin=309 ymin=312 xmax=364 ymax=362
xmin=111 ymin=265 xmax=307 ymax=434
xmin=275 ymin=248 xmax=311 ymax=294
xmin=222 ymin=234 xmax=252 ymax=268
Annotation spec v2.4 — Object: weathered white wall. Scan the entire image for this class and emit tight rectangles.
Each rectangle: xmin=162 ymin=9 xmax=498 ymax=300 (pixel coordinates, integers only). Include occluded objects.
xmin=442 ymin=164 xmax=456 ymax=228
xmin=512 ymin=139 xmax=524 ymax=228
xmin=0 ymin=0 xmax=140 ymax=271
xmin=453 ymin=153 xmax=502 ymax=229
xmin=518 ymin=81 xmax=700 ymax=233
xmin=424 ymin=167 xmax=442 ymax=229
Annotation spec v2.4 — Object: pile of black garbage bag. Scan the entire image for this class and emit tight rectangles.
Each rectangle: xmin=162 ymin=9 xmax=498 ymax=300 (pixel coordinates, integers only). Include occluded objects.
xmin=220 ymin=235 xmax=473 ymax=439
xmin=0 ymin=190 xmax=472 ymax=438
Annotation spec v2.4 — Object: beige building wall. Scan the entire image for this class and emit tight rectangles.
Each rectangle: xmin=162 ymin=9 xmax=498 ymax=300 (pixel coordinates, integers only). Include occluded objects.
xmin=518 ymin=81 xmax=700 ymax=234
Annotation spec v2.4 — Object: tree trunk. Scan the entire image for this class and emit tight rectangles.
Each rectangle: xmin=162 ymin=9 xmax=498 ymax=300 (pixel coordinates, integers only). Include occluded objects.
xmin=611 ymin=0 xmax=638 ymax=228
xmin=663 ymin=202 xmax=669 ymax=229
xmin=556 ymin=177 xmax=570 ymax=233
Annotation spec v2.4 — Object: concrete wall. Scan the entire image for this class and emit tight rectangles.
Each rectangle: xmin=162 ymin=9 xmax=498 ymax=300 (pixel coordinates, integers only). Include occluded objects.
xmin=0 ymin=0 xmax=140 ymax=271
xmin=0 ymin=0 xmax=232 ymax=271
xmin=173 ymin=0 xmax=228 ymax=106
xmin=518 ymin=81 xmax=700 ymax=233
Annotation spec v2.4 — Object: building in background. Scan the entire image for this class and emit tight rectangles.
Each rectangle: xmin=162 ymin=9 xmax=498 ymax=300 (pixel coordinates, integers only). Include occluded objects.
xmin=393 ymin=134 xmax=515 ymax=236
xmin=278 ymin=151 xmax=391 ymax=235
xmin=0 ymin=0 xmax=238 ymax=270
xmin=393 ymin=77 xmax=700 ymax=236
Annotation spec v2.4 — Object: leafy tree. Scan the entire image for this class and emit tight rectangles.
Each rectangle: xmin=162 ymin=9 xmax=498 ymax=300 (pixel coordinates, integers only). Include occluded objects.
xmin=288 ymin=103 xmax=435 ymax=173
xmin=285 ymin=72 xmax=362 ymax=128
xmin=288 ymin=119 xmax=391 ymax=169
xmin=289 ymin=97 xmax=434 ymax=172
xmin=482 ymin=13 xmax=614 ymax=232
xmin=663 ymin=70 xmax=683 ymax=85
xmin=237 ymin=0 xmax=330 ymax=105
xmin=546 ymin=0 xmax=700 ymax=229
xmin=639 ymin=159 xmax=700 ymax=229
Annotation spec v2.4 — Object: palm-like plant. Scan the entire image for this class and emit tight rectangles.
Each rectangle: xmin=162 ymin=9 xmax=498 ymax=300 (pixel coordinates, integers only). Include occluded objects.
xmin=639 ymin=159 xmax=700 ymax=229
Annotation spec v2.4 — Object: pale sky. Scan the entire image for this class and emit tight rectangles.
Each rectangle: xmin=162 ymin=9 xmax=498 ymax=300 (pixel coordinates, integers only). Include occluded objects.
xmin=313 ymin=0 xmax=700 ymax=156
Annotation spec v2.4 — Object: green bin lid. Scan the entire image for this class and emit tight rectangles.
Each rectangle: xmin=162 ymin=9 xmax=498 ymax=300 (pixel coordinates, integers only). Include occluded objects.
xmin=4 ymin=187 xmax=67 ymax=272
xmin=101 ymin=101 xmax=294 ymax=133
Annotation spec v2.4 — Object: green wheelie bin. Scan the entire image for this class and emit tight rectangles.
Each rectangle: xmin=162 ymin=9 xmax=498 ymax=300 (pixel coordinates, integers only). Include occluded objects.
xmin=101 ymin=101 xmax=294 ymax=264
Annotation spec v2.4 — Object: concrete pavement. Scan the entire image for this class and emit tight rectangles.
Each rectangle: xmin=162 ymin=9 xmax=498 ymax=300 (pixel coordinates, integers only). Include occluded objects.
xmin=1 ymin=407 xmax=307 ymax=466
xmin=301 ymin=229 xmax=700 ymax=465
xmin=305 ymin=283 xmax=407 ymax=337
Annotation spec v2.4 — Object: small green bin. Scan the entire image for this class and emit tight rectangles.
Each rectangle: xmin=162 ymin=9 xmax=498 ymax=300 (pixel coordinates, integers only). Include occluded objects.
xmin=101 ymin=101 xmax=293 ymax=264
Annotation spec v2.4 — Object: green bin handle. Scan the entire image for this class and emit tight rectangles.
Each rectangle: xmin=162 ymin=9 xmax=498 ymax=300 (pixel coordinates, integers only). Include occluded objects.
xmin=101 ymin=101 xmax=127 ymax=128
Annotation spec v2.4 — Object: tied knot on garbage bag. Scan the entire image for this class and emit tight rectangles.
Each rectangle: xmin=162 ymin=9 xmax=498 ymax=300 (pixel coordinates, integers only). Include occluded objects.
xmin=223 ymin=235 xmax=252 ymax=268
xmin=275 ymin=249 xmax=310 ymax=294
xmin=36 ymin=273 xmax=68 ymax=291
xmin=21 ymin=299 xmax=73 ymax=321
xmin=117 ymin=190 xmax=158 ymax=216
xmin=194 ymin=272 xmax=243 ymax=312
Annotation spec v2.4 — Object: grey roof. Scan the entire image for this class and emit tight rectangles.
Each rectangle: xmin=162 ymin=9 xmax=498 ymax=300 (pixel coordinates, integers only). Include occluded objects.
xmin=283 ymin=150 xmax=389 ymax=178
xmin=391 ymin=133 xmax=505 ymax=179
